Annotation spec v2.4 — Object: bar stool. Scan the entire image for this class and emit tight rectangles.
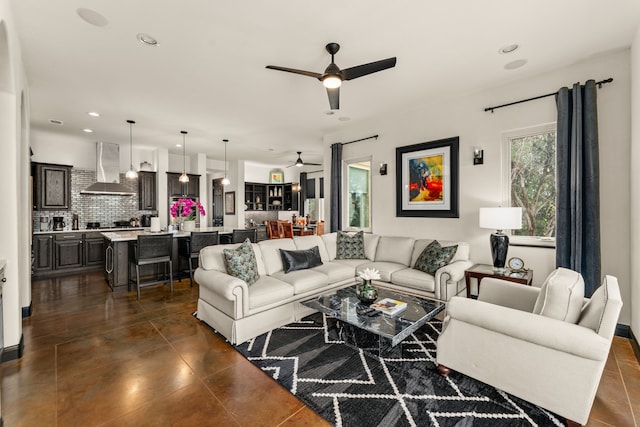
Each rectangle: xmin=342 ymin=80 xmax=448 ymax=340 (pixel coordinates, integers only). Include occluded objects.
xmin=179 ymin=231 xmax=219 ymax=286
xmin=232 ymin=228 xmax=258 ymax=243
xmin=128 ymin=234 xmax=173 ymax=300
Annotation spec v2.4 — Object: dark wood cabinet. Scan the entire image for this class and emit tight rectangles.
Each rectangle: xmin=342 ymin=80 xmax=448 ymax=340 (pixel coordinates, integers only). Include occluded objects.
xmin=32 ymin=234 xmax=54 ymax=272
xmin=84 ymin=232 xmax=105 ymax=266
xmin=167 ymin=172 xmax=200 ymax=197
xmin=54 ymin=234 xmax=83 ymax=269
xmin=32 ymin=162 xmax=72 ymax=210
xmin=245 ymin=182 xmax=298 ymax=211
xmin=138 ymin=171 xmax=157 ymax=210
xmin=33 ymin=232 xmax=105 ymax=276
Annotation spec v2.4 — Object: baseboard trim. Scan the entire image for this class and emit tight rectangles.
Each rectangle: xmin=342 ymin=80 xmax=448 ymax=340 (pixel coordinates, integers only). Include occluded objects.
xmin=1 ymin=334 xmax=24 ymax=363
xmin=630 ymin=329 xmax=640 ymax=364
xmin=615 ymin=323 xmax=630 ymax=338
xmin=22 ymin=301 xmax=33 ymax=318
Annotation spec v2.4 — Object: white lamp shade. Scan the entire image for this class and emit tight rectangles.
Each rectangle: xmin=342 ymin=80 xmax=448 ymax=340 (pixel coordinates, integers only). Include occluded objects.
xmin=479 ymin=207 xmax=522 ymax=230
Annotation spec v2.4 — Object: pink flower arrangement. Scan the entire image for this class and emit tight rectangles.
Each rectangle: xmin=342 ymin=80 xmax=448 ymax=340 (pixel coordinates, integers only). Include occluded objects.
xmin=170 ymin=198 xmax=206 ymax=220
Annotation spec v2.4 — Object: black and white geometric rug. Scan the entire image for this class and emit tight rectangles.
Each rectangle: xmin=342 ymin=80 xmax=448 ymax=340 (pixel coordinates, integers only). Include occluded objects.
xmin=233 ymin=313 xmax=566 ymax=427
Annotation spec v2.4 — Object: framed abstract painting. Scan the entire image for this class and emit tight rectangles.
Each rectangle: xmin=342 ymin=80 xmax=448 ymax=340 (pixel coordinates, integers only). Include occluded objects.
xmin=395 ymin=136 xmax=459 ymax=218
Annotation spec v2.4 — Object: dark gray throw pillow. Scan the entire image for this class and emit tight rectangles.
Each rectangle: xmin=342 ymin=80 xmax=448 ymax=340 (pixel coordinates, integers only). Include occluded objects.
xmin=414 ymin=240 xmax=458 ymax=276
xmin=279 ymin=246 xmax=323 ymax=273
xmin=336 ymin=230 xmax=366 ymax=260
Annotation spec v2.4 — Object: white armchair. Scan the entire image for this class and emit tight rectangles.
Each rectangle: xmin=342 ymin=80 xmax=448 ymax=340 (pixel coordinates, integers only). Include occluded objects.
xmin=436 ymin=268 xmax=622 ymax=425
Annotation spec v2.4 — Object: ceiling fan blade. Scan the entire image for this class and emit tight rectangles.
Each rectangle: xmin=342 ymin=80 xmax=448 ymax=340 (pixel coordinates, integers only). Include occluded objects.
xmin=327 ymin=86 xmax=340 ymax=110
xmin=265 ymin=65 xmax=322 ymax=79
xmin=303 ymin=162 xmax=322 ymax=166
xmin=342 ymin=57 xmax=397 ymax=81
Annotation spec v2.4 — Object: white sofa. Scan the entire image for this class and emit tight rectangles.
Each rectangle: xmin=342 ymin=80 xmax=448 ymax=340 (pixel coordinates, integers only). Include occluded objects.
xmin=195 ymin=232 xmax=472 ymax=344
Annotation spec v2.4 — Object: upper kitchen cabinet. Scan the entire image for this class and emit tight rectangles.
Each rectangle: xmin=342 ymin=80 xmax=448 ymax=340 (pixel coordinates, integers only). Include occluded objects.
xmin=167 ymin=172 xmax=200 ymax=198
xmin=32 ymin=162 xmax=72 ymax=211
xmin=138 ymin=171 xmax=157 ymax=210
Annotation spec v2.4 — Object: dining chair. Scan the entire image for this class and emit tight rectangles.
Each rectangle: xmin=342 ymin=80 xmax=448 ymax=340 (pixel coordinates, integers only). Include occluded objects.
xmin=316 ymin=220 xmax=325 ymax=236
xmin=268 ymin=220 xmax=282 ymax=239
xmin=128 ymin=233 xmax=173 ymax=300
xmin=179 ymin=231 xmax=219 ymax=286
xmin=281 ymin=221 xmax=294 ymax=238
xmin=232 ymin=228 xmax=258 ymax=243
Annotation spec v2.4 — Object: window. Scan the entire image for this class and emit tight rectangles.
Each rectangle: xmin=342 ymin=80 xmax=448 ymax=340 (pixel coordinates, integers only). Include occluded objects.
xmin=344 ymin=158 xmax=371 ymax=231
xmin=503 ymin=124 xmax=556 ymax=244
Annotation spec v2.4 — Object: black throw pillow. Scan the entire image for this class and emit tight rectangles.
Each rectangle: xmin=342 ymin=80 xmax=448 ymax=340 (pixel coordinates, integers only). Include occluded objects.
xmin=279 ymin=246 xmax=323 ymax=273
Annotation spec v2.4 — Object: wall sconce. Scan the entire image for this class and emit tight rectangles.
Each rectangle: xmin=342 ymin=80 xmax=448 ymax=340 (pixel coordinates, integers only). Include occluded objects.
xmin=473 ymin=148 xmax=484 ymax=165
xmin=379 ymin=163 xmax=388 ymax=175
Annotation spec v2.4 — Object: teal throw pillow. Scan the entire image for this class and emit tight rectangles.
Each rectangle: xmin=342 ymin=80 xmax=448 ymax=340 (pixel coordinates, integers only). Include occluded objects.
xmin=414 ymin=240 xmax=458 ymax=276
xmin=336 ymin=230 xmax=366 ymax=260
xmin=223 ymin=238 xmax=260 ymax=286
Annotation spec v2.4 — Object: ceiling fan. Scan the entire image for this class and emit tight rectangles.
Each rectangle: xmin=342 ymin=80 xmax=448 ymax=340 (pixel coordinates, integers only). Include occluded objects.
xmin=266 ymin=42 xmax=397 ymax=110
xmin=287 ymin=151 xmax=321 ymax=168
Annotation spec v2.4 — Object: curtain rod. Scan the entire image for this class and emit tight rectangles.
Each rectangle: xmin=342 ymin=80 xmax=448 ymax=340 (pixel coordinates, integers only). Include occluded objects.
xmin=337 ymin=134 xmax=379 ymax=146
xmin=484 ymin=78 xmax=613 ymax=113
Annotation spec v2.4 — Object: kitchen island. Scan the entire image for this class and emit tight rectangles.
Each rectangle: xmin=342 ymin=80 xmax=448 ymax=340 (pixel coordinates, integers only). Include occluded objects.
xmin=101 ymin=227 xmax=233 ymax=292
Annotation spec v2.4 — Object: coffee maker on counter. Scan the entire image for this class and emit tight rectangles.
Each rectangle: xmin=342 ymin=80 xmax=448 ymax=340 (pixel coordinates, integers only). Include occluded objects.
xmin=52 ymin=217 xmax=65 ymax=231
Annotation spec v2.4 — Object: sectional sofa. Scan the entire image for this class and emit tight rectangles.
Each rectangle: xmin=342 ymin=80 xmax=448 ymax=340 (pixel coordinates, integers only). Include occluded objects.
xmin=194 ymin=232 xmax=472 ymax=344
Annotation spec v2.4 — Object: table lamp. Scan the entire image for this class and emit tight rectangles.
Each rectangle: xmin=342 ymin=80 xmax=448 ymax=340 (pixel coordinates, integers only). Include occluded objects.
xmin=479 ymin=207 xmax=522 ymax=271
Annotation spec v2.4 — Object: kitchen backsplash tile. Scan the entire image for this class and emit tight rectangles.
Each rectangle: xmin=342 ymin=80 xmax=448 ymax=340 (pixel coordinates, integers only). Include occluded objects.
xmin=33 ymin=168 xmax=156 ymax=230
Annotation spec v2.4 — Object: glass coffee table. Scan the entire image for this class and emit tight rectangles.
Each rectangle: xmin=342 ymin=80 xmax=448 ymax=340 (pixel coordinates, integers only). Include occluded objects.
xmin=301 ymin=284 xmax=445 ymax=356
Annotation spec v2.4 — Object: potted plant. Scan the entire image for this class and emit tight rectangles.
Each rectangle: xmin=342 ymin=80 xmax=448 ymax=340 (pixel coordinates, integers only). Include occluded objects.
xmin=170 ymin=198 xmax=206 ymax=231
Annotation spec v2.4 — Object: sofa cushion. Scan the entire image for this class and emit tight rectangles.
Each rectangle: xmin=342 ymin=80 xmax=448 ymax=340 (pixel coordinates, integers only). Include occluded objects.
xmin=293 ymin=235 xmax=331 ymax=261
xmin=336 ymin=230 xmax=367 ymax=259
xmin=533 ymin=268 xmax=585 ymax=323
xmin=257 ymin=238 xmax=297 ymax=275
xmin=356 ymin=261 xmax=408 ymax=282
xmin=279 ymin=246 xmax=323 ymax=273
xmin=375 ymin=236 xmax=415 ymax=266
xmin=391 ymin=267 xmax=436 ymax=293
xmin=578 ymin=279 xmax=608 ymax=333
xmin=223 ymin=239 xmax=260 ymax=286
xmin=413 ymin=240 xmax=458 ymax=275
xmin=310 ymin=261 xmax=356 ymax=283
xmin=248 ymin=276 xmax=295 ymax=310
xmin=271 ymin=269 xmax=329 ymax=294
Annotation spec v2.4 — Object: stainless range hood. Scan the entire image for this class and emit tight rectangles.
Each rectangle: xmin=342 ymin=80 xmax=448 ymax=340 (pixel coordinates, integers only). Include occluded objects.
xmin=81 ymin=142 xmax=136 ymax=196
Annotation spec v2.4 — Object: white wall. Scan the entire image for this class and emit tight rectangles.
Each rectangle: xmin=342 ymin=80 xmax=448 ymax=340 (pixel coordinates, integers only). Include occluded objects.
xmin=324 ymin=50 xmax=633 ymax=324
xmin=630 ymin=26 xmax=640 ymax=338
xmin=244 ymin=162 xmax=299 ymax=184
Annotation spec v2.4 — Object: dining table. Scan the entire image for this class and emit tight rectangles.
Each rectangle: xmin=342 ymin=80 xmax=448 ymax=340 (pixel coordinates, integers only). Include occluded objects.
xmin=292 ymin=224 xmax=316 ymax=236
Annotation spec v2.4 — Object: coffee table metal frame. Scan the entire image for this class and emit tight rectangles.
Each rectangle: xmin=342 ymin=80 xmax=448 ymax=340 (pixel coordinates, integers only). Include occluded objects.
xmin=301 ymin=283 xmax=445 ymax=355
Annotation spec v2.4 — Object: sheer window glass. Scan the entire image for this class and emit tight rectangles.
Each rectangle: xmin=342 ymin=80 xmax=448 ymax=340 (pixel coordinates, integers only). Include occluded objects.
xmin=502 ymin=123 xmax=556 ymax=246
xmin=344 ymin=158 xmax=371 ymax=231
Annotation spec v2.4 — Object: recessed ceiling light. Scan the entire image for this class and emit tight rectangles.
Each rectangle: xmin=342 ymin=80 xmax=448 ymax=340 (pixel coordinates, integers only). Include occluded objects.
xmin=137 ymin=33 xmax=159 ymax=46
xmin=504 ymin=59 xmax=528 ymax=70
xmin=87 ymin=111 xmax=100 ymax=117
xmin=499 ymin=44 xmax=519 ymax=54
xmin=49 ymin=119 xmax=63 ymax=126
xmin=76 ymin=8 xmax=109 ymax=27
xmin=82 ymin=128 xmax=93 ymax=133
xmin=325 ymin=111 xmax=335 ymax=115
xmin=176 ymin=144 xmax=182 ymax=148
xmin=338 ymin=117 xmax=351 ymax=122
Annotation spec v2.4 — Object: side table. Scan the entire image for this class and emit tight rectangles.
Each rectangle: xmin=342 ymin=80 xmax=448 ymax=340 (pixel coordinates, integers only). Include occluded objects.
xmin=464 ymin=264 xmax=533 ymax=298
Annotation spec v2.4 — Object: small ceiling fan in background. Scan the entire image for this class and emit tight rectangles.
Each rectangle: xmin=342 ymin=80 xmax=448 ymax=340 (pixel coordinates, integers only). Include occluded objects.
xmin=287 ymin=151 xmax=321 ymax=168
xmin=266 ymin=42 xmax=397 ymax=110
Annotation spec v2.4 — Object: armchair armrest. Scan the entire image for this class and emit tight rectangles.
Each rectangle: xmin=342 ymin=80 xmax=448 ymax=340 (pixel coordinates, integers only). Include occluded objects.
xmin=446 ymin=297 xmax=610 ymax=361
xmin=478 ymin=278 xmax=540 ymax=312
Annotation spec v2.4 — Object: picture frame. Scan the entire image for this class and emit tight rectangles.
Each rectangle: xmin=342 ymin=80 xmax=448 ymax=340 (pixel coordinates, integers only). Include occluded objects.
xmin=269 ymin=169 xmax=284 ymax=184
xmin=395 ymin=136 xmax=459 ymax=218
xmin=224 ymin=191 xmax=236 ymax=215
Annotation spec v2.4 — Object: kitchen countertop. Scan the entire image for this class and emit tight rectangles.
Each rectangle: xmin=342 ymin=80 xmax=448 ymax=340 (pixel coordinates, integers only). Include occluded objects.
xmin=33 ymin=227 xmax=144 ymax=235
xmin=101 ymin=227 xmax=233 ymax=242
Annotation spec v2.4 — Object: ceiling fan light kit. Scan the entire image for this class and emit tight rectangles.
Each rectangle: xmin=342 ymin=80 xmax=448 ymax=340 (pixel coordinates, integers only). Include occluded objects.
xmin=288 ymin=151 xmax=321 ymax=168
xmin=266 ymin=42 xmax=396 ymax=110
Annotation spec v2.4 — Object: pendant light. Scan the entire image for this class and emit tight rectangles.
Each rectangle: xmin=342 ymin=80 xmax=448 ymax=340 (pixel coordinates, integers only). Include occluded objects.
xmin=222 ymin=139 xmax=230 ymax=185
xmin=178 ymin=130 xmax=189 ymax=183
xmin=125 ymin=120 xmax=138 ymax=179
